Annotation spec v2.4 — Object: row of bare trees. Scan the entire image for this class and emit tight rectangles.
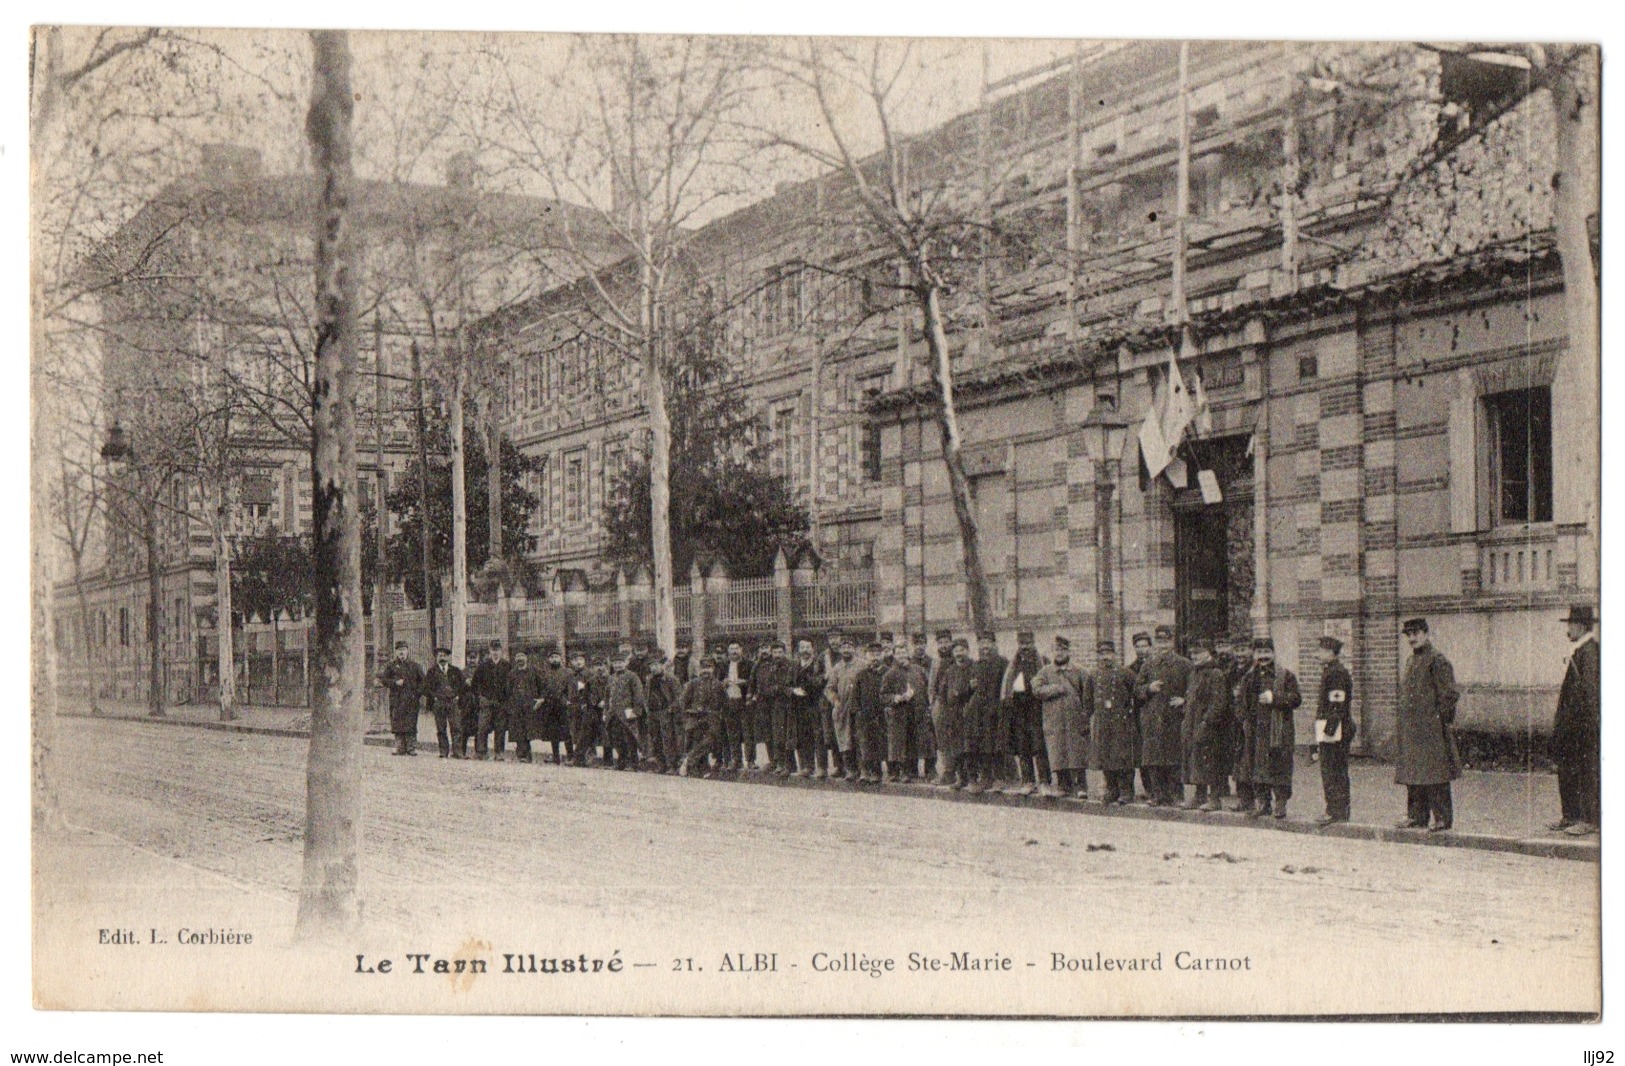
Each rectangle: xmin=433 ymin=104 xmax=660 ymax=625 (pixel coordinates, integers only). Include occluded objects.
xmin=34 ymin=32 xmax=1598 ymax=941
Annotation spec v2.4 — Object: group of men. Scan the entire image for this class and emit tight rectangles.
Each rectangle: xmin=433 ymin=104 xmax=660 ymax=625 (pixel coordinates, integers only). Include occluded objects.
xmin=375 ymin=605 xmax=1600 ymax=836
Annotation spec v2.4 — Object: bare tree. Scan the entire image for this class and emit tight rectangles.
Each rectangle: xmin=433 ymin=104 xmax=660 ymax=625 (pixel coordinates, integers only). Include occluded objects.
xmin=472 ymin=34 xmax=761 ymax=659
xmin=296 ymin=28 xmax=366 ymax=942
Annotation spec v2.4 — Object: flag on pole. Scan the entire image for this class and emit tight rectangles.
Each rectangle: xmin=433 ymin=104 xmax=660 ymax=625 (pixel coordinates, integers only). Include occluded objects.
xmin=1138 ymin=377 xmax=1172 ymax=480
xmin=1192 ymin=367 xmax=1214 ymax=436
xmin=1161 ymin=349 xmax=1194 ymax=448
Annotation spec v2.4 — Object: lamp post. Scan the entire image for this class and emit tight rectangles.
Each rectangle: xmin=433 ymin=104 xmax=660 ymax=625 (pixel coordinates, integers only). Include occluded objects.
xmin=1081 ymin=392 xmax=1130 ymax=653
xmin=100 ymin=421 xmax=165 ymax=718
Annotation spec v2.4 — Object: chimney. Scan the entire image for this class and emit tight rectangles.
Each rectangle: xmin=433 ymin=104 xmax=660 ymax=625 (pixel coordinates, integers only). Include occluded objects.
xmin=445 ymin=152 xmax=480 ymax=188
xmin=199 ymin=143 xmax=263 ymax=184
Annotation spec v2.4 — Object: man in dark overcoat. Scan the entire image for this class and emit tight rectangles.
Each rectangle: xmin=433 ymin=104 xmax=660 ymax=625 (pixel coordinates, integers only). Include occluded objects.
xmin=678 ymin=657 xmax=727 ymax=776
xmin=850 ymin=641 xmax=891 ymax=784
xmin=1221 ymin=637 xmax=1252 ymax=809
xmin=424 ymin=646 xmax=466 ymax=759
xmin=505 ymin=651 xmax=543 ymax=763
xmin=1550 ymin=605 xmax=1601 ymax=835
xmin=755 ymin=642 xmax=793 ymax=776
xmin=1394 ymin=618 xmax=1460 ymax=832
xmin=1135 ymin=624 xmax=1191 ymax=806
xmin=963 ymin=631 xmax=1009 ymax=794
xmin=1181 ymin=638 xmax=1231 ymax=811
xmin=643 ymin=651 xmax=683 ymax=774
xmin=718 ymin=642 xmax=754 ymax=772
xmin=1090 ymin=640 xmax=1138 ymax=804
xmin=603 ymin=651 xmax=645 ymax=771
xmin=927 ymin=630 xmax=957 ymax=784
xmin=535 ymin=649 xmax=572 ymax=764
xmin=1001 ymin=631 xmax=1048 ymax=796
xmin=563 ymin=651 xmax=592 ymax=765
xmin=1240 ymin=636 xmax=1301 ymax=820
xmin=881 ymin=635 xmax=928 ymax=783
xmin=377 ymin=640 xmax=424 ymax=755
xmin=470 ymin=640 xmax=511 ymax=760
xmin=1313 ymin=636 xmax=1356 ymax=824
xmin=788 ymin=638 xmax=828 ymax=777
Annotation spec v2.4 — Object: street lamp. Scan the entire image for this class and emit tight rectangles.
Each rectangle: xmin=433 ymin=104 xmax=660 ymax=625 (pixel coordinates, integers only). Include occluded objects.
xmin=1081 ymin=391 xmax=1130 ymax=652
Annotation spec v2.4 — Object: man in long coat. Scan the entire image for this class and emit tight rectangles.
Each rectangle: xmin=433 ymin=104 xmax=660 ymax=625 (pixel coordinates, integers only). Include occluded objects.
xmin=1240 ymin=636 xmax=1302 ymax=820
xmin=678 ymin=656 xmax=727 ymax=776
xmin=603 ymin=651 xmax=645 ymax=771
xmin=935 ymin=639 xmax=977 ymax=789
xmin=963 ymin=631 xmax=1009 ymax=794
xmin=1001 ymin=631 xmax=1049 ymax=796
xmin=881 ymin=635 xmax=928 ymax=783
xmin=1126 ymin=631 xmax=1155 ymax=800
xmin=927 ymin=630 xmax=958 ymax=784
xmin=1032 ymin=635 xmax=1089 ymax=798
xmin=563 ymin=651 xmax=593 ymax=766
xmin=1313 ymin=636 xmax=1356 ymax=824
xmin=1550 ymin=605 xmax=1601 ymax=835
xmin=718 ymin=642 xmax=754 ymax=772
xmin=1181 ymin=638 xmax=1231 ymax=811
xmin=1135 ymin=624 xmax=1192 ymax=806
xmin=1090 ymin=640 xmax=1138 ymax=804
xmin=470 ymin=640 xmax=511 ymax=761
xmin=850 ymin=641 xmax=890 ymax=784
xmin=826 ymin=641 xmax=861 ymax=781
xmin=910 ymin=633 xmax=938 ymax=776
xmin=424 ymin=646 xmax=466 ymax=759
xmin=505 ymin=651 xmax=543 ymax=763
xmin=1221 ymin=637 xmax=1252 ymax=809
xmin=788 ymin=639 xmax=828 ymax=777
xmin=755 ymin=642 xmax=794 ymax=776
xmin=377 ymin=640 xmax=424 ymax=756
xmin=1394 ymin=617 xmax=1460 ymax=832
xmin=535 ymin=649 xmax=572 ymax=764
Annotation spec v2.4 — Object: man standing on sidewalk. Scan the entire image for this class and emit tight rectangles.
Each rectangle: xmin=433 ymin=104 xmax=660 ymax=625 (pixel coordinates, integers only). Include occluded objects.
xmin=378 ymin=640 xmax=424 ymax=756
xmin=426 ymin=647 xmax=466 ymax=759
xmin=1090 ymin=640 xmax=1137 ymax=805
xmin=1313 ymin=636 xmax=1355 ymax=825
xmin=471 ymin=640 xmax=511 ymax=761
xmin=719 ymin=642 xmax=754 ymax=772
xmin=789 ymin=638 xmax=827 ymax=777
xmin=1135 ymin=624 xmax=1191 ymax=806
xmin=1240 ymin=636 xmax=1301 ymax=820
xmin=1549 ymin=605 xmax=1600 ymax=836
xmin=1395 ymin=618 xmax=1460 ymax=833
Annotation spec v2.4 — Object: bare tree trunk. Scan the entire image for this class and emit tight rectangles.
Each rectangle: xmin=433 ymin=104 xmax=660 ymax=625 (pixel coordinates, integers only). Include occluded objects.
xmin=919 ymin=283 xmax=993 ymax=632
xmin=296 ymin=28 xmax=366 ymax=943
xmin=410 ymin=341 xmax=437 ymax=648
xmin=486 ymin=411 xmax=503 ymax=570
xmin=1546 ymin=46 xmax=1600 ymax=580
xmin=450 ymin=365 xmax=468 ymax=666
xmin=643 ymin=268 xmax=677 ymax=659
xmin=213 ymin=493 xmax=236 ymax=720
xmin=144 ymin=508 xmax=165 ymax=717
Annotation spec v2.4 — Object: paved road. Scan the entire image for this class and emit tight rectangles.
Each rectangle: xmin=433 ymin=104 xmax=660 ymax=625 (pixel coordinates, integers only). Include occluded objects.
xmin=37 ymin=718 xmax=1599 ymax=1016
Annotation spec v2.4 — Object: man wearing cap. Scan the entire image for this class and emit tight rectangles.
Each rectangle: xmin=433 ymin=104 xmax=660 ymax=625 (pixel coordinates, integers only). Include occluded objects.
xmin=1001 ymin=631 xmax=1049 ymax=795
xmin=645 ymin=651 xmax=683 ymax=774
xmin=1395 ymin=618 xmax=1460 ymax=831
xmin=377 ymin=640 xmax=425 ymax=756
xmin=718 ymin=642 xmax=754 ymax=773
xmin=1032 ymin=636 xmax=1088 ymax=799
xmin=962 ymin=631 xmax=1009 ymax=794
xmin=677 ymin=656 xmax=726 ymax=777
xmin=425 ymin=646 xmax=466 ymax=758
xmin=755 ymin=642 xmax=793 ymax=776
xmin=1090 ymin=640 xmax=1138 ymax=804
xmin=1127 ymin=631 xmax=1156 ymax=801
xmin=826 ymin=639 xmax=861 ymax=781
xmin=563 ymin=651 xmax=592 ymax=766
xmin=1221 ymin=637 xmax=1253 ymax=810
xmin=789 ymin=638 xmax=828 ymax=777
xmin=1312 ymin=636 xmax=1356 ymax=824
xmin=819 ymin=630 xmax=847 ymax=777
xmin=910 ymin=635 xmax=938 ymax=779
xmin=881 ymin=634 xmax=928 ymax=783
xmin=535 ymin=648 xmax=572 ymax=765
xmin=1181 ymin=638 xmax=1231 ymax=811
xmin=603 ymin=650 xmax=645 ymax=771
xmin=1239 ymin=636 xmax=1302 ymax=819
xmin=1135 ymin=624 xmax=1192 ymax=806
xmin=1550 ymin=606 xmax=1601 ymax=836
xmin=470 ymin=640 xmax=511 ymax=761
xmin=850 ymin=641 xmax=891 ymax=783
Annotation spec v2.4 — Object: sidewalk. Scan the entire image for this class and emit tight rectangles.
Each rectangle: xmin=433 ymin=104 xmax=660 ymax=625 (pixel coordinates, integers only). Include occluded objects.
xmin=61 ymin=697 xmax=1598 ymax=862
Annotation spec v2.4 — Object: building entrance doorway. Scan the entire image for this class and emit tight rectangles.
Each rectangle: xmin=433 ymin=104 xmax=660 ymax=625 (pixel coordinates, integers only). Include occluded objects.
xmin=1170 ymin=435 xmax=1255 ymax=644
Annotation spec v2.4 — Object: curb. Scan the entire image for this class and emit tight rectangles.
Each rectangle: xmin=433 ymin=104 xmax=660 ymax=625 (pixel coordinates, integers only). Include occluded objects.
xmin=65 ymin=710 xmax=1599 ymax=864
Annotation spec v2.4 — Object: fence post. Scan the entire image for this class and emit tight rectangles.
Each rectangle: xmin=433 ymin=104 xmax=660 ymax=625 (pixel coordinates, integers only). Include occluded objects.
xmin=773 ymin=548 xmax=793 ymax=650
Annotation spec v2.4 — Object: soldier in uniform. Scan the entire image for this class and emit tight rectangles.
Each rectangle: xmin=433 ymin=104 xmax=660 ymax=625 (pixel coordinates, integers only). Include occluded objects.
xmin=1221 ymin=637 xmax=1253 ymax=810
xmin=1550 ymin=605 xmax=1600 ymax=835
xmin=1032 ymin=635 xmax=1089 ymax=799
xmin=1090 ymin=640 xmax=1138 ymax=805
xmin=928 ymin=630 xmax=957 ymax=785
xmin=1313 ymin=636 xmax=1356 ymax=824
xmin=424 ymin=646 xmax=466 ymax=759
xmin=818 ymin=629 xmax=846 ymax=778
xmin=505 ymin=650 xmax=543 ymax=763
xmin=378 ymin=640 xmax=424 ymax=756
xmin=644 ymin=651 xmax=683 ymax=774
xmin=603 ymin=651 xmax=645 ymax=771
xmin=962 ymin=631 xmax=1008 ymax=794
xmin=1001 ymin=631 xmax=1048 ymax=796
xmin=470 ymin=640 xmax=511 ymax=760
xmin=1135 ymin=624 xmax=1192 ymax=806
xmin=756 ymin=642 xmax=793 ymax=776
xmin=1394 ymin=618 xmax=1459 ymax=832
xmin=1181 ymin=638 xmax=1232 ymax=811
xmin=678 ymin=657 xmax=727 ymax=777
xmin=1240 ymin=636 xmax=1302 ymax=820
xmin=824 ymin=639 xmax=860 ymax=781
xmin=536 ymin=648 xmax=572 ymax=764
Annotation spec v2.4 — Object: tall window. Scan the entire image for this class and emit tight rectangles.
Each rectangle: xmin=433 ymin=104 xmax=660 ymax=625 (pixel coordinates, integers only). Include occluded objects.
xmin=564 ymin=449 xmax=586 ymax=524
xmin=1486 ymin=386 xmax=1553 ymax=525
xmin=857 ymin=373 xmax=888 ymax=483
xmin=119 ymin=606 xmax=129 ymax=647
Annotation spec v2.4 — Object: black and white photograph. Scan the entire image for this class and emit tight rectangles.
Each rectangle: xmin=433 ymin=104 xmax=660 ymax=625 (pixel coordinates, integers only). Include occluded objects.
xmin=22 ymin=13 xmax=1605 ymax=1035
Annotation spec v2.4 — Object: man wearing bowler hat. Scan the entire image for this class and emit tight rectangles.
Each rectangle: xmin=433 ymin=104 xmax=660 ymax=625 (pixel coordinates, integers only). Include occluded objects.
xmin=1549 ymin=605 xmax=1600 ymax=836
xmin=1240 ymin=636 xmax=1301 ymax=820
xmin=377 ymin=639 xmax=424 ymax=756
xmin=1395 ymin=617 xmax=1460 ymax=832
xmin=425 ymin=646 xmax=466 ymax=758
